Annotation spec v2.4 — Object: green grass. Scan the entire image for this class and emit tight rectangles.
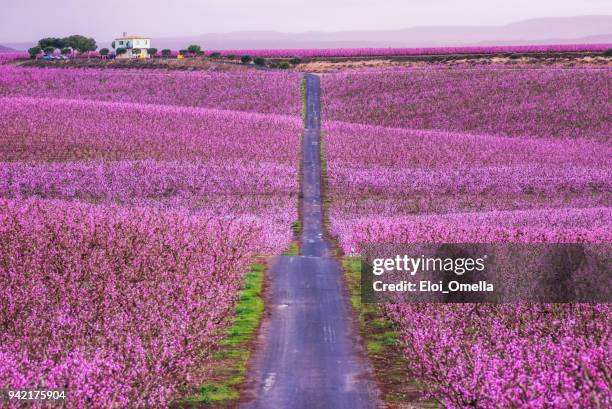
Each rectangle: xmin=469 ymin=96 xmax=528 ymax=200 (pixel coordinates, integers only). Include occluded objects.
xmin=281 ymin=220 xmax=301 ymax=256
xmin=282 ymin=242 xmax=299 ymax=256
xmin=342 ymin=257 xmax=436 ymax=407
xmin=183 ymin=262 xmax=265 ymax=406
xmin=194 ymin=384 xmax=239 ymax=405
xmin=343 ymin=258 xmax=384 ymax=329
xmin=320 ymin=131 xmax=327 ymax=176
xmin=301 ymin=78 xmax=307 ymax=126
xmin=221 ymin=264 xmax=265 ymax=347
xmin=291 ymin=220 xmax=301 ymax=235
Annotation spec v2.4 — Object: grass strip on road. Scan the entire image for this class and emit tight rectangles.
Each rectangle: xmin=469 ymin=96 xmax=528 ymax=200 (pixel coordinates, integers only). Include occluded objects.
xmin=342 ymin=257 xmax=437 ymax=409
xmin=180 ymin=261 xmax=266 ymax=407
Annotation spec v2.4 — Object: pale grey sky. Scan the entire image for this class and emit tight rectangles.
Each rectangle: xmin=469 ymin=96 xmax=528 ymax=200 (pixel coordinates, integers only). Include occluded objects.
xmin=1 ymin=0 xmax=611 ymax=42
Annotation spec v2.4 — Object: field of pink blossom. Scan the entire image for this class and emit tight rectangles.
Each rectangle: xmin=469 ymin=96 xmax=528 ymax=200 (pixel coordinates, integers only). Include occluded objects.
xmin=0 ymin=199 xmax=262 ymax=407
xmin=322 ymin=67 xmax=611 ymax=141
xmin=0 ymin=52 xmax=28 ymax=64
xmin=0 ymin=67 xmax=301 ymax=407
xmin=325 ymin=122 xmax=612 ymax=253
xmin=385 ymin=304 xmax=611 ymax=408
xmin=323 ymin=67 xmax=611 ymax=407
xmin=0 ymin=96 xmax=301 ymax=162
xmin=0 ymin=66 xmax=302 ymax=116
xmin=214 ymin=43 xmax=611 ymax=58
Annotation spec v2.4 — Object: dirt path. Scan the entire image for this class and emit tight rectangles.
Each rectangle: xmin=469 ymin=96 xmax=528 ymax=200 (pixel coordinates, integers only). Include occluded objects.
xmin=239 ymin=74 xmax=380 ymax=409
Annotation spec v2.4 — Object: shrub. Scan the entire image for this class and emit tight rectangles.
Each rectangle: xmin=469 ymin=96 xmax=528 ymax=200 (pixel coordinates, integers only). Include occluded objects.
xmin=187 ymin=44 xmax=202 ymax=55
xmin=253 ymin=57 xmax=266 ymax=66
xmin=209 ymin=52 xmax=221 ymax=58
xmin=279 ymin=62 xmax=291 ymax=69
xmin=148 ymin=48 xmax=158 ymax=57
xmin=241 ymin=55 xmax=252 ymax=64
xmin=28 ymin=46 xmax=42 ymax=59
xmin=161 ymin=49 xmax=172 ymax=58
xmin=61 ymin=48 xmax=71 ymax=55
xmin=604 ymin=48 xmax=612 ymax=57
xmin=289 ymin=57 xmax=301 ymax=65
xmin=226 ymin=54 xmax=236 ymax=60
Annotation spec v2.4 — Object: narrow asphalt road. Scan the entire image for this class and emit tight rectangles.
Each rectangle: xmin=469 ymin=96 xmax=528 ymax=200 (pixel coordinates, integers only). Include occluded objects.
xmin=240 ymin=74 xmax=380 ymax=409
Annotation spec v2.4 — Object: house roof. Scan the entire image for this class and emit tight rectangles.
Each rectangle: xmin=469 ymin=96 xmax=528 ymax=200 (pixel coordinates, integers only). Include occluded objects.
xmin=114 ymin=35 xmax=151 ymax=40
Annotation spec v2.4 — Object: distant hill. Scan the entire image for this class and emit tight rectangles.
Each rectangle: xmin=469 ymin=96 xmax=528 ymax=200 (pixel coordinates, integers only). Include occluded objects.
xmin=4 ymin=15 xmax=612 ymax=51
xmin=0 ymin=44 xmax=16 ymax=52
xmin=145 ymin=15 xmax=612 ymax=50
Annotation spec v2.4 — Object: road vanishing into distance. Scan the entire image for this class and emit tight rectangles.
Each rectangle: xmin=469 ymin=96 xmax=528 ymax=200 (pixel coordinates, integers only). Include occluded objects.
xmin=241 ymin=74 xmax=380 ymax=409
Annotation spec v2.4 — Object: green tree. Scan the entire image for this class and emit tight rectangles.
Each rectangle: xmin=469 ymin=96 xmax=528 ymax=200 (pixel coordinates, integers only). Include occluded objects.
xmin=132 ymin=48 xmax=142 ymax=56
xmin=241 ymin=55 xmax=252 ymax=64
xmin=187 ymin=44 xmax=202 ymax=55
xmin=161 ymin=49 xmax=172 ymax=58
xmin=61 ymin=48 xmax=71 ymax=55
xmin=38 ymin=38 xmax=51 ymax=49
xmin=289 ymin=57 xmax=301 ymax=65
xmin=28 ymin=46 xmax=42 ymax=59
xmin=209 ymin=51 xmax=221 ymax=58
xmin=43 ymin=46 xmax=55 ymax=55
xmin=63 ymin=35 xmax=97 ymax=54
xmin=226 ymin=54 xmax=236 ymax=60
xmin=100 ymin=48 xmax=110 ymax=57
xmin=63 ymin=35 xmax=79 ymax=49
xmin=38 ymin=37 xmax=66 ymax=50
xmin=604 ymin=48 xmax=612 ymax=57
xmin=111 ymin=41 xmax=116 ymax=49
xmin=116 ymin=47 xmax=127 ymax=56
xmin=253 ymin=57 xmax=266 ymax=66
xmin=148 ymin=48 xmax=158 ymax=57
xmin=279 ymin=62 xmax=291 ymax=69
xmin=79 ymin=37 xmax=97 ymax=53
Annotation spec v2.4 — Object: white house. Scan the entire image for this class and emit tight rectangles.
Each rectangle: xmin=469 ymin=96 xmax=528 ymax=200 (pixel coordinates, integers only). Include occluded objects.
xmin=113 ymin=32 xmax=152 ymax=58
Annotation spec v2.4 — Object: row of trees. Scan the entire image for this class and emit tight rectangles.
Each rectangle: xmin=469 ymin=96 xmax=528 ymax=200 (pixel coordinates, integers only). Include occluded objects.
xmin=28 ymin=37 xmax=304 ymax=67
xmin=28 ymin=35 xmax=97 ymax=58
xmin=181 ymin=44 xmax=203 ymax=55
xmin=111 ymin=47 xmax=159 ymax=57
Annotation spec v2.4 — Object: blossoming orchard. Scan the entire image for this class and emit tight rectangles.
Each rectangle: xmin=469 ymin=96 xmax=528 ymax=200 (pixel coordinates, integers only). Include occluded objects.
xmin=0 ymin=28 xmax=610 ymax=409
xmin=321 ymin=66 xmax=611 ymax=407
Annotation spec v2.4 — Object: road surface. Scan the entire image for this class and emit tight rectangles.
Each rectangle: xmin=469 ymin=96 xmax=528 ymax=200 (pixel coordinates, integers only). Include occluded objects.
xmin=240 ymin=74 xmax=380 ymax=409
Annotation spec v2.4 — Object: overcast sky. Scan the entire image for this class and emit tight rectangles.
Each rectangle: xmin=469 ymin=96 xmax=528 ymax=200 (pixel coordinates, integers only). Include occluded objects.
xmin=2 ymin=0 xmax=611 ymax=42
